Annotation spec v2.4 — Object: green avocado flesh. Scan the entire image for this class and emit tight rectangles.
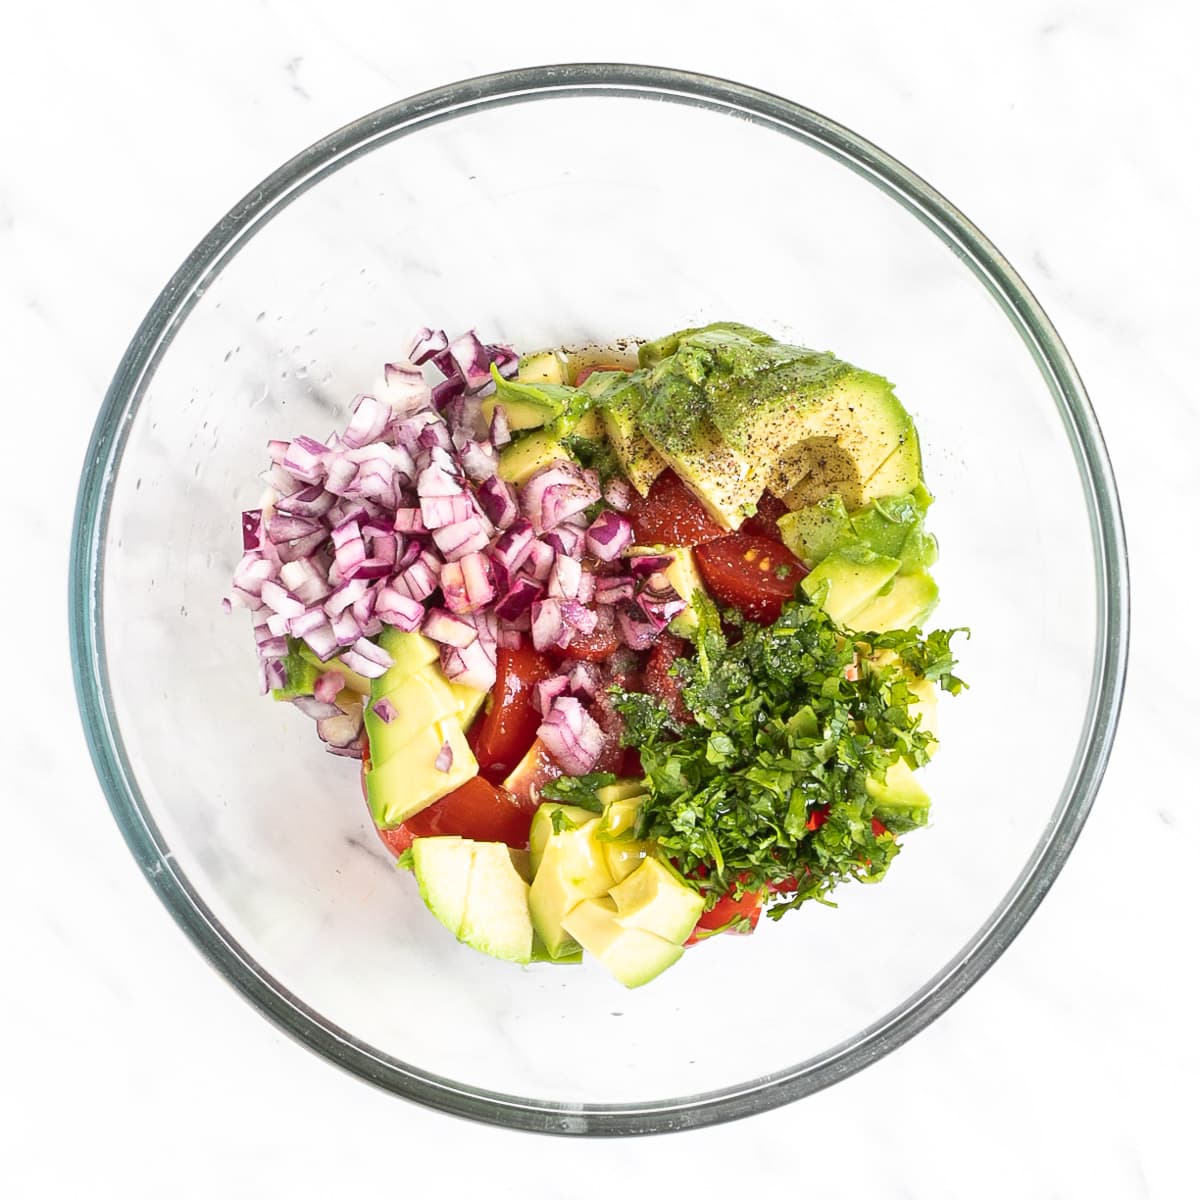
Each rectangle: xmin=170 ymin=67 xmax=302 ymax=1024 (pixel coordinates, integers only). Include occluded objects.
xmin=630 ymin=325 xmax=922 ymax=528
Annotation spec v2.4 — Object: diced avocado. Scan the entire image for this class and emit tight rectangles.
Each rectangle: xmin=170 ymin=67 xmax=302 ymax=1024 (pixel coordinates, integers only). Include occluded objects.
xmin=778 ymin=495 xmax=853 ymax=566
xmin=860 ymin=422 xmax=923 ymax=504
xmin=458 ymin=841 xmax=534 ymax=963
xmin=866 ymin=650 xmax=940 ymax=754
xmin=365 ymin=716 xmax=477 ymax=828
xmin=848 ymin=488 xmax=936 ymax=570
xmin=531 ymin=932 xmax=582 ymax=964
xmin=528 ymin=802 xmax=599 ymax=875
xmin=528 ymin=817 xmax=615 ymax=959
xmin=866 ymin=760 xmax=931 ymax=833
xmin=271 ymin=639 xmax=321 ymax=700
xmin=498 ymin=429 xmax=569 ymax=485
xmin=848 ymin=569 xmax=940 ymax=632
xmin=560 ymin=897 xmax=685 ymax=988
xmin=372 ymin=628 xmax=440 ymax=693
xmin=516 ymin=349 xmax=569 ymax=385
xmin=599 ymin=378 xmax=668 ymax=497
xmin=663 ymin=546 xmax=710 ymax=636
xmin=295 ymin=641 xmax=373 ymax=696
xmin=608 ymin=857 xmax=704 ymax=944
xmin=448 ymin=680 xmax=488 ymax=730
xmin=597 ymin=795 xmax=645 ymax=840
xmin=594 ymin=779 xmax=647 ymax=807
xmin=638 ymin=397 xmax=763 ymax=530
xmin=636 ymin=321 xmax=774 ymax=368
xmin=604 ymin=841 xmax=652 ymax=884
xmin=365 ymin=664 xmax=462 ymax=768
xmin=412 ymin=836 xmax=475 ymax=936
xmin=801 ymin=550 xmax=901 ymax=624
xmin=482 ymin=363 xmax=579 ymax=432
xmin=570 ymin=408 xmax=605 ymax=440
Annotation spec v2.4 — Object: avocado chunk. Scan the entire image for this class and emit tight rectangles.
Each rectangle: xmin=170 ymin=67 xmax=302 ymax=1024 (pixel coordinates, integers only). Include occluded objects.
xmin=516 ymin=349 xmax=569 ymax=385
xmin=560 ymin=897 xmax=684 ymax=988
xmin=528 ymin=817 xmax=615 ymax=959
xmin=636 ymin=326 xmax=922 ymax=525
xmin=498 ymin=429 xmax=570 ymax=485
xmin=848 ymin=487 xmax=937 ymax=572
xmin=372 ymin=628 xmax=440 ymax=692
xmin=604 ymin=841 xmax=651 ymax=884
xmin=848 ymin=569 xmax=940 ymax=632
xmin=365 ymin=716 xmax=477 ymax=828
xmin=596 ymin=376 xmax=667 ymax=497
xmin=866 ymin=760 xmax=931 ymax=833
xmin=482 ymin=364 xmax=577 ymax=432
xmin=593 ymin=779 xmax=647 ymax=807
xmin=528 ymin=802 xmax=599 ymax=875
xmin=365 ymin=664 xmax=462 ymax=767
xmin=270 ymin=639 xmax=322 ymax=700
xmin=778 ymin=494 xmax=853 ymax=567
xmin=801 ymin=550 xmax=901 ymax=624
xmin=448 ymin=680 xmax=488 ymax=730
xmin=636 ymin=321 xmax=774 ymax=368
xmin=412 ymin=837 xmax=534 ymax=963
xmin=608 ymin=857 xmax=704 ymax=944
xmin=412 ymin=836 xmax=475 ymax=937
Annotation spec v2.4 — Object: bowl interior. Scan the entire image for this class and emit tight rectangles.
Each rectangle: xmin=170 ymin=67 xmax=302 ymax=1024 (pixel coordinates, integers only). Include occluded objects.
xmin=77 ymin=68 xmax=1122 ymax=1131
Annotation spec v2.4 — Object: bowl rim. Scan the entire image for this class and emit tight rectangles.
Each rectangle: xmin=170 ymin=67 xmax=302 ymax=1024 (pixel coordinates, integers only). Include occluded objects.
xmin=69 ymin=62 xmax=1130 ymax=1135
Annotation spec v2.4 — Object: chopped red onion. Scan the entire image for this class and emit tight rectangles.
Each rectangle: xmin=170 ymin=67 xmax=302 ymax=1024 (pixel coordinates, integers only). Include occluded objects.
xmin=566 ymin=661 xmax=601 ymax=700
xmin=476 ymin=476 xmax=518 ymax=530
xmin=302 ymin=622 xmax=340 ymax=661
xmin=488 ymin=344 xmax=520 ymax=379
xmin=260 ymin=580 xmax=305 ymax=619
xmin=560 ymin=600 xmax=599 ymax=636
xmin=331 ymin=607 xmax=362 ymax=647
xmin=293 ymin=695 xmax=344 ymax=720
xmin=534 ymin=674 xmax=571 ymax=717
xmin=526 ymin=539 xmax=555 ymax=582
xmin=433 ymin=517 xmax=490 ymax=562
xmin=372 ymin=696 xmax=398 ymax=724
xmin=577 ymin=568 xmax=596 ymax=605
xmin=530 ymin=597 xmax=565 ymax=652
xmin=440 ymin=638 xmax=497 ymax=691
xmin=459 ymin=439 xmax=498 ymax=482
xmin=242 ymin=510 xmax=263 ymax=550
xmin=314 ymin=671 xmax=345 ymax=704
xmin=519 ymin=462 xmax=602 ymax=533
xmin=234 ymin=555 xmax=275 ymax=596
xmin=616 ymin=602 xmax=663 ymax=651
xmin=497 ymin=627 xmax=522 ymax=650
xmin=420 ymin=492 xmax=474 ymax=529
xmin=460 ymin=551 xmax=496 ymax=610
xmin=342 ymin=394 xmax=391 ymax=449
xmin=448 ymin=330 xmax=495 ymax=393
xmin=543 ymin=523 xmax=585 ymax=558
xmin=628 ymin=553 xmax=675 ymax=577
xmin=374 ymin=587 xmax=424 ymax=631
xmin=392 ymin=507 xmax=428 ymax=534
xmin=492 ymin=518 xmax=536 ymax=575
xmin=317 ymin=708 xmax=365 ymax=748
xmin=407 ymin=327 xmax=449 ymax=365
xmin=585 ymin=511 xmax=634 ymax=561
xmin=423 ymin=608 xmax=479 ymax=648
xmin=548 ymin=554 xmax=582 ymax=600
xmin=489 ymin=405 xmax=511 ymax=448
xmin=283 ymin=435 xmax=329 ymax=483
xmin=381 ymin=361 xmax=432 ymax=414
xmin=434 ymin=741 xmax=455 ymax=772
xmin=537 ymin=696 xmax=605 ymax=776
xmin=603 ymin=475 xmax=635 ymax=512
xmin=495 ymin=576 xmax=543 ymax=620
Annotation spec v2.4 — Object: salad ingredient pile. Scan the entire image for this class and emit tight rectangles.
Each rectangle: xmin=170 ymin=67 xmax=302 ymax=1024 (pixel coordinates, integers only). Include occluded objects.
xmin=226 ymin=322 xmax=965 ymax=987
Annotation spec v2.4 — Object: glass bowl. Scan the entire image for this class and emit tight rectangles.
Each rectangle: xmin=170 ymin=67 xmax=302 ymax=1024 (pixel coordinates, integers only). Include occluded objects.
xmin=69 ymin=64 xmax=1128 ymax=1134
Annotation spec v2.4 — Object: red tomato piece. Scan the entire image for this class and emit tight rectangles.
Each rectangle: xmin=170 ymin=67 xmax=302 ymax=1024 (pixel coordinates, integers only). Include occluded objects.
xmin=627 ymin=469 xmax=727 ymax=548
xmin=470 ymin=642 xmax=555 ymax=782
xmin=574 ymin=364 xmax=628 ymax=386
xmin=685 ymin=881 xmax=765 ymax=945
xmin=502 ymin=738 xmax=565 ymax=807
xmin=806 ymin=804 xmax=831 ymax=832
xmin=643 ymin=633 xmax=691 ymax=725
xmin=693 ymin=533 xmax=808 ymax=623
xmin=557 ymin=622 xmax=621 ymax=663
xmin=871 ymin=816 xmax=888 ymax=838
xmin=401 ymin=776 xmax=533 ymax=848
xmin=740 ymin=491 xmax=790 ymax=540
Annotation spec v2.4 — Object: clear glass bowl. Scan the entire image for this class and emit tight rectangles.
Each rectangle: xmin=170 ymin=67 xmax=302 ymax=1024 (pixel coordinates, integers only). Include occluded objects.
xmin=69 ymin=65 xmax=1128 ymax=1134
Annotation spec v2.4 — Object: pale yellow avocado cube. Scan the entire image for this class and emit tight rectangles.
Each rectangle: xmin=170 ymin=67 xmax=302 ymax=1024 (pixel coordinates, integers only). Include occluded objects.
xmin=608 ymin=857 xmax=704 ymax=944
xmin=561 ymin=898 xmax=684 ymax=989
xmin=365 ymin=716 xmax=477 ymax=828
xmin=528 ymin=818 xmax=615 ymax=959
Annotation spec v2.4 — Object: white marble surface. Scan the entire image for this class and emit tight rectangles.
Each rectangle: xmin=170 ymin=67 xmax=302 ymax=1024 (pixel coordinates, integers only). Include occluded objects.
xmin=3 ymin=1 xmax=1195 ymax=1195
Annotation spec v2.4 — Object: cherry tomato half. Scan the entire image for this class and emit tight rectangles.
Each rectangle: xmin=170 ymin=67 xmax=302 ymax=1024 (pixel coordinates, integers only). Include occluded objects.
xmin=628 ymin=469 xmax=727 ymax=548
xmin=694 ymin=533 xmax=808 ymax=623
xmin=685 ymin=882 xmax=765 ymax=945
xmin=470 ymin=642 xmax=555 ymax=782
xmin=373 ymin=775 xmax=533 ymax=854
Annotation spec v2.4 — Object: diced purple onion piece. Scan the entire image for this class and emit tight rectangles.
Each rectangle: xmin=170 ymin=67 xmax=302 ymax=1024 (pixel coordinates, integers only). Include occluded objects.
xmin=407 ymin=327 xmax=449 ymax=365
xmin=314 ymin=671 xmax=345 ymax=704
xmin=537 ymin=696 xmax=605 ymax=776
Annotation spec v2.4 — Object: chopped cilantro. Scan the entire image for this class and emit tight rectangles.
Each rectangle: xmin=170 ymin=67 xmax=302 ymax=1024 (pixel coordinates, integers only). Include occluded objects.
xmin=540 ymin=772 xmax=616 ymax=812
xmin=609 ymin=597 xmax=966 ymax=916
